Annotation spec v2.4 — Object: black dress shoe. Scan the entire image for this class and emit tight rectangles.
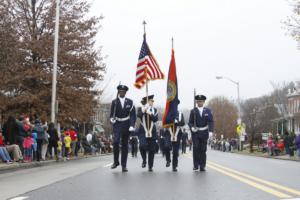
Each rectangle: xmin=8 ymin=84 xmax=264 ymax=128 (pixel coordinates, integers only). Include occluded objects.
xmin=142 ymin=162 xmax=146 ymax=168
xmin=193 ymin=167 xmax=199 ymax=171
xmin=122 ymin=167 xmax=128 ymax=172
xmin=200 ymin=167 xmax=206 ymax=172
xmin=166 ymin=161 xmax=170 ymax=167
xmin=148 ymin=168 xmax=153 ymax=172
xmin=111 ymin=163 xmax=119 ymax=169
xmin=172 ymin=168 xmax=177 ymax=172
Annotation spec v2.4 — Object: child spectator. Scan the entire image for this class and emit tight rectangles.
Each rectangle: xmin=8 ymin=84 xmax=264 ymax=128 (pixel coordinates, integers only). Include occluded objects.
xmin=23 ymin=132 xmax=33 ymax=162
xmin=57 ymin=139 xmax=63 ymax=160
xmin=64 ymin=132 xmax=71 ymax=160
xmin=31 ymin=132 xmax=38 ymax=161
xmin=277 ymin=139 xmax=285 ymax=154
xmin=60 ymin=132 xmax=65 ymax=160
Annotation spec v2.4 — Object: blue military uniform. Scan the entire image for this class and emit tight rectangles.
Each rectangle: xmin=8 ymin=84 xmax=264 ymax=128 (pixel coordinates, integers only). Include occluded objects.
xmin=137 ymin=95 xmax=158 ymax=171
xmin=130 ymin=136 xmax=138 ymax=157
xmin=162 ymin=111 xmax=185 ymax=171
xmin=110 ymin=85 xmax=136 ymax=171
xmin=188 ymin=95 xmax=214 ymax=171
xmin=181 ymin=131 xmax=188 ymax=154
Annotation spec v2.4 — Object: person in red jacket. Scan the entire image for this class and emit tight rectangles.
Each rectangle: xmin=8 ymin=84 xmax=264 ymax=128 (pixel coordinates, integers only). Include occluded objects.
xmin=69 ymin=128 xmax=78 ymax=156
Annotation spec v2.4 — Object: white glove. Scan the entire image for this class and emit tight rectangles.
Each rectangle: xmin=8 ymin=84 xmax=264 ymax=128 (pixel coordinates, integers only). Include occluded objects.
xmin=110 ymin=118 xmax=116 ymax=124
xmin=141 ymin=106 xmax=147 ymax=113
xmin=174 ymin=119 xmax=178 ymax=124
xmin=129 ymin=126 xmax=135 ymax=132
xmin=191 ymin=127 xmax=197 ymax=132
xmin=209 ymin=132 xmax=213 ymax=138
xmin=142 ymin=104 xmax=150 ymax=113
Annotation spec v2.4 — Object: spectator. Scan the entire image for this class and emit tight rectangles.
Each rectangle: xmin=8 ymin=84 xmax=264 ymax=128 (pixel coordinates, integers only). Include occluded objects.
xmin=69 ymin=128 xmax=78 ymax=156
xmin=0 ymin=131 xmax=22 ymax=161
xmin=86 ymin=132 xmax=92 ymax=145
xmin=23 ymin=132 xmax=33 ymax=162
xmin=75 ymin=132 xmax=81 ymax=157
xmin=60 ymin=131 xmax=65 ymax=160
xmin=16 ymin=115 xmax=27 ymax=154
xmin=267 ymin=136 xmax=274 ymax=156
xmin=48 ymin=123 xmax=59 ymax=160
xmin=277 ymin=139 xmax=285 ymax=154
xmin=32 ymin=132 xmax=37 ymax=161
xmin=33 ymin=119 xmax=46 ymax=162
xmin=91 ymin=132 xmax=101 ymax=153
xmin=0 ymin=132 xmax=13 ymax=163
xmin=41 ymin=120 xmax=49 ymax=161
xmin=57 ymin=139 xmax=63 ymax=160
xmin=295 ymin=133 xmax=300 ymax=158
xmin=225 ymin=139 xmax=230 ymax=152
xmin=81 ymin=135 xmax=95 ymax=155
xmin=273 ymin=140 xmax=280 ymax=156
xmin=2 ymin=116 xmax=18 ymax=146
xmin=284 ymin=131 xmax=292 ymax=156
xmin=64 ymin=132 xmax=72 ymax=160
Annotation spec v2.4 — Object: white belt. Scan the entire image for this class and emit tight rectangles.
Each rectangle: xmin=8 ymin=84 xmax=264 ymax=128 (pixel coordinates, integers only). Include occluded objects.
xmin=195 ymin=126 xmax=208 ymax=131
xmin=115 ymin=116 xmax=130 ymax=122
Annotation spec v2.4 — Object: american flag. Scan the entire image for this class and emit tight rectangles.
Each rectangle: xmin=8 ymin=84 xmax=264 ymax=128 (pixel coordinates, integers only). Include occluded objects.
xmin=134 ymin=35 xmax=164 ymax=89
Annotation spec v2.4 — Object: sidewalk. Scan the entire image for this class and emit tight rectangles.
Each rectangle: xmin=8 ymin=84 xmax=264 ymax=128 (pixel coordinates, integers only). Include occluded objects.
xmin=0 ymin=153 xmax=112 ymax=173
xmin=233 ymin=150 xmax=300 ymax=162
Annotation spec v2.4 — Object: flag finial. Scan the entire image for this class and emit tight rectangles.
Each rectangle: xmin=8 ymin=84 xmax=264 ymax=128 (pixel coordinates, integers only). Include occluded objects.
xmin=143 ymin=20 xmax=147 ymax=35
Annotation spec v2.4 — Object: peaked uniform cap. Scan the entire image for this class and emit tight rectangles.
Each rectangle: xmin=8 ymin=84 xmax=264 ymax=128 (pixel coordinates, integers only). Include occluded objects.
xmin=142 ymin=95 xmax=154 ymax=102
xmin=117 ymin=85 xmax=129 ymax=91
xmin=195 ymin=95 xmax=207 ymax=101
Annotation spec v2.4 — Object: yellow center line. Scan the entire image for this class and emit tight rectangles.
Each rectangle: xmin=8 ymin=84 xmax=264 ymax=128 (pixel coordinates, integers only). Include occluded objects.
xmin=184 ymin=155 xmax=293 ymax=198
xmin=207 ymin=164 xmax=292 ymax=199
xmin=207 ymin=161 xmax=300 ymax=196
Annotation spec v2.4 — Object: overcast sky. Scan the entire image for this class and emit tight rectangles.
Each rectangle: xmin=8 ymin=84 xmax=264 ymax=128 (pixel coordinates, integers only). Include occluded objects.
xmin=89 ymin=0 xmax=300 ymax=109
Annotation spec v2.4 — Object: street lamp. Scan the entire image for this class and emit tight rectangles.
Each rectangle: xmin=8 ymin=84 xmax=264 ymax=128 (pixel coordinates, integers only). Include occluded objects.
xmin=216 ymin=76 xmax=241 ymax=125
xmin=216 ymin=76 xmax=243 ymax=150
xmin=51 ymin=0 xmax=60 ymax=124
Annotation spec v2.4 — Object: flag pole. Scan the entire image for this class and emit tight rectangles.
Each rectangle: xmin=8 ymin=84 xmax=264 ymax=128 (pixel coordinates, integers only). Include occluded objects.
xmin=145 ymin=68 xmax=150 ymax=136
xmin=172 ymin=37 xmax=174 ymax=49
xmin=143 ymin=20 xmax=150 ymax=136
xmin=171 ymin=37 xmax=175 ymax=135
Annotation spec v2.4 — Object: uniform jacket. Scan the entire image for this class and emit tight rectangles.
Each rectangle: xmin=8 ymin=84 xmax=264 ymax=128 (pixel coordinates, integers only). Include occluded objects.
xmin=137 ymin=106 xmax=158 ymax=139
xmin=188 ymin=107 xmax=214 ymax=133
xmin=110 ymin=97 xmax=136 ymax=128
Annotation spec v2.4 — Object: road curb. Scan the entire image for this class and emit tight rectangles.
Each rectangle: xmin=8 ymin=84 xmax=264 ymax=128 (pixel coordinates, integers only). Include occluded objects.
xmin=232 ymin=151 xmax=300 ymax=162
xmin=0 ymin=153 xmax=113 ymax=174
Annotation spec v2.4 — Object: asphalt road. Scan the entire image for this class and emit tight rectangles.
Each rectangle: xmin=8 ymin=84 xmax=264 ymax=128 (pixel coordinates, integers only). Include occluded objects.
xmin=2 ymin=149 xmax=300 ymax=200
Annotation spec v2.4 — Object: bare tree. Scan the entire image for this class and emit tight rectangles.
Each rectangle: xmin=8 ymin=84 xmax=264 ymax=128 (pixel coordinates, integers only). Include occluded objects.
xmin=207 ymin=96 xmax=238 ymax=139
xmin=284 ymin=0 xmax=300 ymax=49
